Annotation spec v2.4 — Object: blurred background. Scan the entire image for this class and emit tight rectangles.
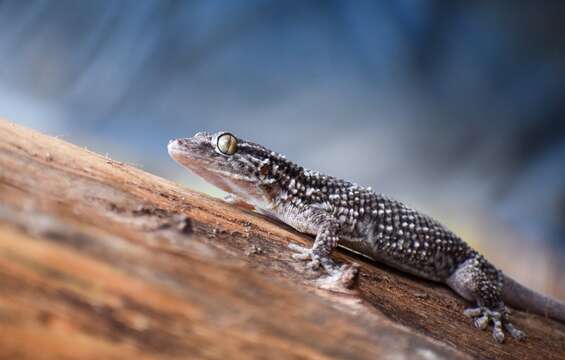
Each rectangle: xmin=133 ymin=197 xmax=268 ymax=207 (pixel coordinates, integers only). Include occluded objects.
xmin=0 ymin=1 xmax=563 ymax=297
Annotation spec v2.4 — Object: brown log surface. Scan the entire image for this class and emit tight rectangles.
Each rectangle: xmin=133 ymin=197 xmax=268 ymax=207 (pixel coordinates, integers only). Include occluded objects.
xmin=0 ymin=119 xmax=563 ymax=360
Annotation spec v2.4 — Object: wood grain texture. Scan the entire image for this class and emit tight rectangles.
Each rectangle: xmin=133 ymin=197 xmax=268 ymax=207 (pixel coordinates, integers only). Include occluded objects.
xmin=0 ymin=119 xmax=563 ymax=360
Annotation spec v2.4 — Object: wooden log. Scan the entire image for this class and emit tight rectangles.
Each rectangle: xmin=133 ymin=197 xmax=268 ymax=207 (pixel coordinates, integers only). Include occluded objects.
xmin=0 ymin=119 xmax=563 ymax=359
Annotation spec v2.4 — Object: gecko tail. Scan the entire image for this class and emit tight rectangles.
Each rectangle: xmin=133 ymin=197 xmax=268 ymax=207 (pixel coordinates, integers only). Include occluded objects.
xmin=502 ymin=274 xmax=565 ymax=323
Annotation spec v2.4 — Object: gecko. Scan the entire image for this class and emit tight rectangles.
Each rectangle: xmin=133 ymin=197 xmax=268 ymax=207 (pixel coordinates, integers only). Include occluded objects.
xmin=167 ymin=131 xmax=565 ymax=343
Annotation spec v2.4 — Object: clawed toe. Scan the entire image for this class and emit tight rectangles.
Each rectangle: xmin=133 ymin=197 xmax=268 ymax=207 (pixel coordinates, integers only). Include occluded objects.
xmin=473 ymin=314 xmax=489 ymax=330
xmin=504 ymin=322 xmax=527 ymax=340
xmin=288 ymin=243 xmax=311 ymax=260
xmin=288 ymin=243 xmax=308 ymax=253
xmin=463 ymin=307 xmax=482 ymax=317
xmin=291 ymin=252 xmax=311 ymax=261
xmin=464 ymin=306 xmax=526 ymax=343
xmin=288 ymin=243 xmax=321 ymax=269
xmin=305 ymin=258 xmax=321 ymax=270
xmin=288 ymin=242 xmax=348 ymax=276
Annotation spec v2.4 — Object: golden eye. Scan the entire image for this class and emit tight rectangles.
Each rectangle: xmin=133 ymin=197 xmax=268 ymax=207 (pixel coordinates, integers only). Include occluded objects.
xmin=217 ymin=133 xmax=238 ymax=155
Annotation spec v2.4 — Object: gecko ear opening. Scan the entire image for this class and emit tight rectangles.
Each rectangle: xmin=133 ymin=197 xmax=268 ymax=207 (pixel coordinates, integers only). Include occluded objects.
xmin=259 ymin=163 xmax=271 ymax=177
xmin=217 ymin=133 xmax=238 ymax=155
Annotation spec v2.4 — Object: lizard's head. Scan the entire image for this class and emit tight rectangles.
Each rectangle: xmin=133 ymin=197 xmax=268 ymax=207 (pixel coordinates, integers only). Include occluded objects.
xmin=168 ymin=131 xmax=292 ymax=204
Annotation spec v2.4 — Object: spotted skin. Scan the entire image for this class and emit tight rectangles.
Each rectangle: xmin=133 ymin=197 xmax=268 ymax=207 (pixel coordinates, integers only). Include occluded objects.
xmin=168 ymin=131 xmax=565 ymax=343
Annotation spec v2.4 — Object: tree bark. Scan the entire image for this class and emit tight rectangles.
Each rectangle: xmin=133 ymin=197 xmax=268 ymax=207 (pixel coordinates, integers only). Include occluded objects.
xmin=0 ymin=119 xmax=563 ymax=360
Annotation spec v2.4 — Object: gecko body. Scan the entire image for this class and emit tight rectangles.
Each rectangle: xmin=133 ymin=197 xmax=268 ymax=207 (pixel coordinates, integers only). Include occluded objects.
xmin=168 ymin=131 xmax=565 ymax=343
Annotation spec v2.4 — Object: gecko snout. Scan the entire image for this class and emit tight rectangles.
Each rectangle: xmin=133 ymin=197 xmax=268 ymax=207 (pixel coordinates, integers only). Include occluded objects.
xmin=167 ymin=138 xmax=185 ymax=155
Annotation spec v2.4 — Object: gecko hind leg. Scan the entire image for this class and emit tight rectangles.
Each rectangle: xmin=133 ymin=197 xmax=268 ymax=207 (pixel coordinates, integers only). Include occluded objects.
xmin=448 ymin=255 xmax=526 ymax=343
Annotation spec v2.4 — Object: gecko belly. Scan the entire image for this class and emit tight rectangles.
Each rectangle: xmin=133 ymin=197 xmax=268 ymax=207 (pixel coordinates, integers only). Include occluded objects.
xmin=339 ymin=237 xmax=446 ymax=282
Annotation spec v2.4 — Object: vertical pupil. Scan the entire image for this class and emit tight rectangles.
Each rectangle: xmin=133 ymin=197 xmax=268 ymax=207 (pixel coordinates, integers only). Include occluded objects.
xmin=219 ymin=134 xmax=235 ymax=154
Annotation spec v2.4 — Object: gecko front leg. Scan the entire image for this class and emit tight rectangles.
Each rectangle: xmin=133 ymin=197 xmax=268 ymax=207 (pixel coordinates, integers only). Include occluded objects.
xmin=288 ymin=219 xmax=340 ymax=271
xmin=288 ymin=217 xmax=358 ymax=288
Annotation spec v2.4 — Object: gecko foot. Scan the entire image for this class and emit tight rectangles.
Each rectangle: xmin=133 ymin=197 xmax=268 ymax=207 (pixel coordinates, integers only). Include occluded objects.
xmin=288 ymin=243 xmax=322 ymax=270
xmin=288 ymin=243 xmax=358 ymax=289
xmin=464 ymin=306 xmax=526 ymax=343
